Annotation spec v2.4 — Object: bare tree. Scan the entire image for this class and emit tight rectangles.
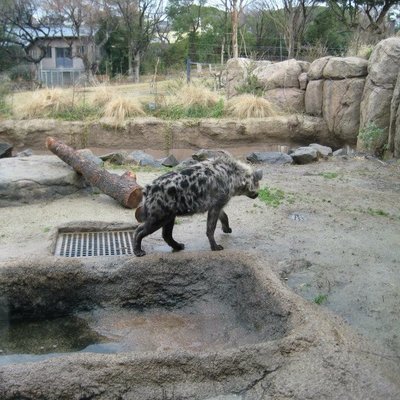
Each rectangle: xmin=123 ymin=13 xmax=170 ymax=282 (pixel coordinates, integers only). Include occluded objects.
xmin=257 ymin=0 xmax=318 ymax=59
xmin=325 ymin=0 xmax=398 ymax=44
xmin=106 ymin=0 xmax=164 ymax=83
xmin=224 ymin=0 xmax=250 ymax=58
xmin=0 ymin=0 xmax=53 ymax=80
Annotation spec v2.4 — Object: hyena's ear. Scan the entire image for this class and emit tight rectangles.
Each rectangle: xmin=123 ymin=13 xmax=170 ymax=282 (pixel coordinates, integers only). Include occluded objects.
xmin=254 ymin=169 xmax=263 ymax=181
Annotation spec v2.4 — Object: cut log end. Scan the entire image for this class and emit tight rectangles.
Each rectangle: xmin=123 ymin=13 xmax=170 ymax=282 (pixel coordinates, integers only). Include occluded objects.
xmin=126 ymin=188 xmax=143 ymax=210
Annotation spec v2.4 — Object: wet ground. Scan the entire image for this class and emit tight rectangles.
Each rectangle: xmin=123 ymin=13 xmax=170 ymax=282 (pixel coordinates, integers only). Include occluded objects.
xmin=0 ymin=154 xmax=399 ymax=364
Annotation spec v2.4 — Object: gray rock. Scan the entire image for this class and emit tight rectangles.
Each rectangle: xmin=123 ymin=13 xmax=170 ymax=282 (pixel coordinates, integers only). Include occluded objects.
xmin=265 ymin=87 xmax=305 ymax=113
xmin=246 ymin=151 xmax=293 ymax=165
xmin=253 ymin=59 xmax=303 ymax=90
xmin=0 ymin=143 xmax=12 ymax=159
xmin=0 ymin=155 xmax=88 ymax=206
xmin=358 ymin=37 xmax=400 ymax=153
xmin=307 ymin=56 xmax=332 ymax=80
xmin=125 ymin=150 xmax=161 ymax=167
xmin=16 ymin=148 xmax=33 ymax=157
xmin=299 ymin=72 xmax=308 ymax=90
xmin=305 ymin=80 xmax=323 ymax=116
xmin=291 ymin=147 xmax=318 ymax=164
xmin=192 ymin=149 xmax=231 ymax=161
xmin=323 ymin=78 xmax=366 ymax=143
xmin=100 ymin=151 xmax=128 ymax=165
xmin=160 ymin=154 xmax=179 ymax=167
xmin=309 ymin=143 xmax=333 ymax=158
xmin=0 ymin=252 xmax=399 ymax=399
xmin=323 ymin=57 xmax=368 ymax=79
xmin=77 ymin=149 xmax=103 ymax=166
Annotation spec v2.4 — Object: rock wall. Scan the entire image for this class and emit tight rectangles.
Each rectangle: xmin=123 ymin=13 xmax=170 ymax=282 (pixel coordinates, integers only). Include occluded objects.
xmin=225 ymin=37 xmax=400 ymax=155
xmin=358 ymin=38 xmax=400 ymax=156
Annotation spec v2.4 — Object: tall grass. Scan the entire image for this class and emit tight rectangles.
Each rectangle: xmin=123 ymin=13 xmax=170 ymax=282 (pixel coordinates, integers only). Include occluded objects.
xmin=102 ymin=96 xmax=146 ymax=127
xmin=14 ymin=88 xmax=73 ymax=118
xmin=226 ymin=94 xmax=278 ymax=118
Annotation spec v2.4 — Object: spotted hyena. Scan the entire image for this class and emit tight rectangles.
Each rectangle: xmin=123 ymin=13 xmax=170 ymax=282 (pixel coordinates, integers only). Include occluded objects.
xmin=133 ymin=156 xmax=263 ymax=256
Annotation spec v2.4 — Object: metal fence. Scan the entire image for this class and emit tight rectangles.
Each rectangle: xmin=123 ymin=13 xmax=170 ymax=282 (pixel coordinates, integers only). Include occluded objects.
xmin=39 ymin=69 xmax=86 ymax=87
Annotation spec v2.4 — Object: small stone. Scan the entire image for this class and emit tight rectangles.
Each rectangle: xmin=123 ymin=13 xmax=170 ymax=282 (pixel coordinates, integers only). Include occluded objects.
xmin=100 ymin=151 xmax=128 ymax=165
xmin=160 ymin=154 xmax=179 ymax=167
xmin=77 ymin=149 xmax=104 ymax=166
xmin=291 ymin=147 xmax=318 ymax=164
xmin=309 ymin=143 xmax=333 ymax=158
xmin=125 ymin=150 xmax=162 ymax=167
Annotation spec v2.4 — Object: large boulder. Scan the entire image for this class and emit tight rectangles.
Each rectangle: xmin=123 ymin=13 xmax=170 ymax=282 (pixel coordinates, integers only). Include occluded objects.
xmin=253 ymin=59 xmax=307 ymax=90
xmin=323 ymin=78 xmax=366 ymax=143
xmin=323 ymin=57 xmax=368 ymax=79
xmin=305 ymin=80 xmax=324 ymax=116
xmin=265 ymin=88 xmax=305 ymax=113
xmin=246 ymin=151 xmax=293 ymax=165
xmin=307 ymin=56 xmax=332 ymax=80
xmin=224 ymin=58 xmax=253 ymax=97
xmin=358 ymin=37 xmax=400 ymax=153
xmin=389 ymin=72 xmax=400 ymax=157
xmin=0 ymin=155 xmax=87 ymax=206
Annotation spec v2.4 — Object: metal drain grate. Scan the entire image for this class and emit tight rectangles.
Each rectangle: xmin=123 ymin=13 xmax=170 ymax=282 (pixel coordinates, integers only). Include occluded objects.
xmin=54 ymin=230 xmax=136 ymax=257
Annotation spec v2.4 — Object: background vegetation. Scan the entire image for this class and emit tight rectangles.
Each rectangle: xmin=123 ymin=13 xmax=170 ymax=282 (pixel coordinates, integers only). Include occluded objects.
xmin=0 ymin=0 xmax=399 ymax=83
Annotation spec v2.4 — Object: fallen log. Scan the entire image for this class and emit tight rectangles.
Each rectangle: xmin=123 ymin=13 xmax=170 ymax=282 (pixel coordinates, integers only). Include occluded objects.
xmin=46 ymin=137 xmax=143 ymax=209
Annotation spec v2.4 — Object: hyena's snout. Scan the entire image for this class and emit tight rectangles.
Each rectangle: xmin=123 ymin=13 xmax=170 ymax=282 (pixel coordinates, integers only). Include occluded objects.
xmin=246 ymin=169 xmax=263 ymax=199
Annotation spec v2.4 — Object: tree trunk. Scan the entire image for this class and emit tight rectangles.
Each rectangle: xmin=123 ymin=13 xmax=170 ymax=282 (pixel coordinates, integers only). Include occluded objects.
xmin=46 ymin=137 xmax=143 ymax=209
xmin=133 ymin=52 xmax=140 ymax=83
xmin=232 ymin=5 xmax=239 ymax=58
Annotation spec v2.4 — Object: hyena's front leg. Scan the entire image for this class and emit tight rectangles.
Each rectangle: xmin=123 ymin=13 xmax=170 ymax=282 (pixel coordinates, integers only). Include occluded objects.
xmin=162 ymin=216 xmax=185 ymax=251
xmin=207 ymin=208 xmax=224 ymax=251
xmin=219 ymin=210 xmax=232 ymax=233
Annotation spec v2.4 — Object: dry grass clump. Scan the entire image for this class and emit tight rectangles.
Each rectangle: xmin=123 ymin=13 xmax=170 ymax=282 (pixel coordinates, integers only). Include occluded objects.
xmin=90 ymin=85 xmax=115 ymax=107
xmin=102 ymin=96 xmax=146 ymax=126
xmin=168 ymin=84 xmax=220 ymax=108
xmin=15 ymin=88 xmax=72 ymax=118
xmin=225 ymin=94 xmax=278 ymax=119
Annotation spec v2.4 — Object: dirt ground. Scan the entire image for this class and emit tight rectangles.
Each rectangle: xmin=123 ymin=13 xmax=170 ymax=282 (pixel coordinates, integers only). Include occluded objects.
xmin=0 ymin=153 xmax=399 ymax=365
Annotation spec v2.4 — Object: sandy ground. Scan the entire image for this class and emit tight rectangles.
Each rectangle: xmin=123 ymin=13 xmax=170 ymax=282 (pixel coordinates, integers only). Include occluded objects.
xmin=0 ymin=155 xmax=399 ymax=364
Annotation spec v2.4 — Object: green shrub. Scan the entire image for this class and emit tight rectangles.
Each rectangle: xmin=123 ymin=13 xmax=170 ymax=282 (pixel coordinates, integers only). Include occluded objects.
xmin=235 ymin=73 xmax=264 ymax=97
xmin=358 ymin=122 xmax=385 ymax=153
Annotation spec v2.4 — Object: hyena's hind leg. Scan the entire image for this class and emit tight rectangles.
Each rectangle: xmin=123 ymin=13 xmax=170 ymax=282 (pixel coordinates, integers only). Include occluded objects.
xmin=162 ymin=216 xmax=185 ymax=251
xmin=207 ymin=207 xmax=224 ymax=251
xmin=134 ymin=218 xmax=168 ymax=257
xmin=219 ymin=210 xmax=232 ymax=233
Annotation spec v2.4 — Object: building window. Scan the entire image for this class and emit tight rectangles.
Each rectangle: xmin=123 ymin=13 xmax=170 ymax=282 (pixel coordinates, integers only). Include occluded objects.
xmin=76 ymin=45 xmax=85 ymax=55
xmin=56 ymin=47 xmax=73 ymax=68
xmin=44 ymin=46 xmax=52 ymax=58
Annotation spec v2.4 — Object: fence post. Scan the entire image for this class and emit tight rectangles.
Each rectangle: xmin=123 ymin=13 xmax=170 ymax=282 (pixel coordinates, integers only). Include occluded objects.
xmin=186 ymin=58 xmax=191 ymax=83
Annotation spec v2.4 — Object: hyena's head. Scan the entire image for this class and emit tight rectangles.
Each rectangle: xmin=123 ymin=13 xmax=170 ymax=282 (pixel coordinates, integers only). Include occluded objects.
xmin=236 ymin=162 xmax=263 ymax=199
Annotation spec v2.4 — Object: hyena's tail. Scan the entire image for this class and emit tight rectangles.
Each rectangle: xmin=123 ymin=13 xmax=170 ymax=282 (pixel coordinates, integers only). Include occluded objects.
xmin=135 ymin=205 xmax=147 ymax=223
